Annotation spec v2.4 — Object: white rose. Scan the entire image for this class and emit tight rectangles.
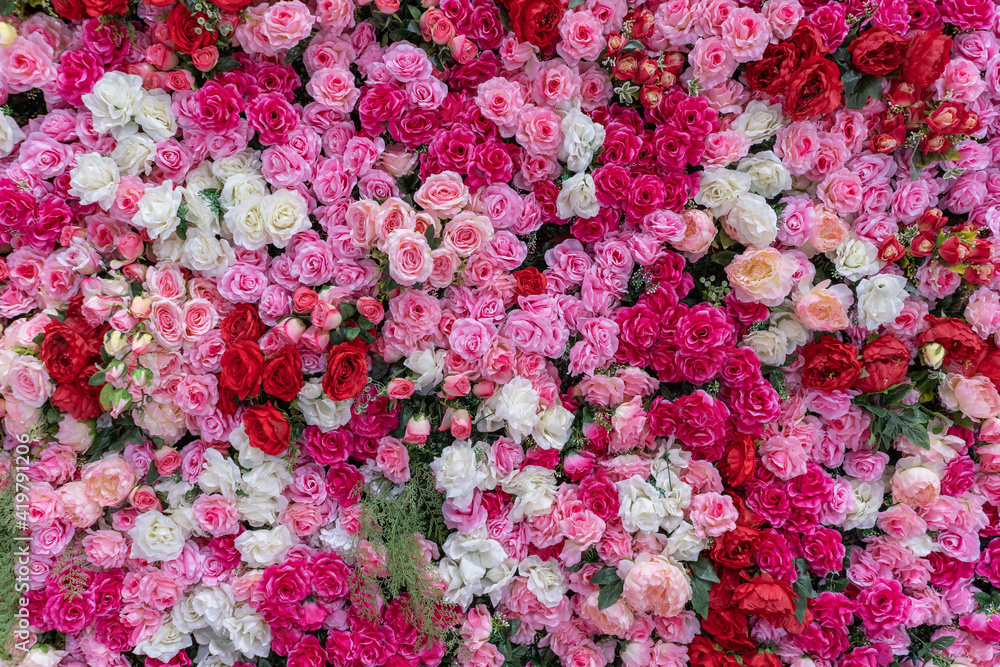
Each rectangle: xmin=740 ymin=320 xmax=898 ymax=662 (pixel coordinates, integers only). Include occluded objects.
xmin=199 ymin=448 xmax=241 ymax=496
xmin=17 ymin=646 xmax=65 ymax=667
xmin=184 ymin=161 xmax=222 ymax=192
xmin=69 ymin=153 xmax=120 ymax=210
xmin=730 ymin=100 xmax=785 ymax=144
xmin=237 ymin=493 xmax=287 ymax=527
xmin=0 ymin=112 xmax=26 ymax=158
xmin=404 ymin=348 xmax=446 ymax=393
xmin=234 ymin=526 xmax=295 ymax=567
xmin=558 ymin=107 xmax=606 ymax=173
xmin=261 ymin=188 xmax=310 ymax=247
xmin=737 ymin=151 xmax=791 ymax=199
xmin=223 ymin=604 xmax=271 ymax=659
xmin=855 ymin=273 xmax=907 ymax=331
xmin=129 ymin=510 xmax=186 ymax=562
xmin=155 ymin=479 xmax=194 ymax=510
xmin=134 ymin=618 xmax=192 ymax=661
xmin=502 ymin=465 xmax=556 ymax=521
xmin=842 ymin=480 xmax=884 ymax=530
xmin=655 ymin=470 xmax=691 ymax=532
xmin=431 ymin=440 xmax=487 ymax=509
xmin=519 ymin=555 xmax=567 ymax=608
xmin=483 ymin=557 xmax=518 ymax=605
xmin=135 ymin=89 xmax=177 ymax=143
xmin=695 ymin=168 xmax=752 ymax=216
xmin=724 ymin=193 xmax=778 ymax=248
xmin=617 ymin=477 xmax=670 ymax=534
xmin=189 ymin=584 xmax=236 ymax=634
xmin=82 ymin=71 xmax=144 ymax=136
xmin=224 ymin=194 xmax=269 ymax=250
xmin=133 ymin=181 xmax=183 ymax=241
xmin=56 ymin=415 xmax=94 ymax=453
xmin=495 ymin=376 xmax=540 ymax=443
xmin=556 ymin=172 xmax=600 ymax=219
xmin=831 ymin=235 xmax=883 ymax=281
xmin=182 ymin=186 xmax=220 ymax=233
xmin=772 ymin=312 xmax=810 ymax=355
xmin=221 ymin=173 xmax=268 ymax=210
xmin=151 ymin=234 xmax=185 ymax=263
xmin=742 ymin=328 xmax=790 ymax=367
xmin=531 ymin=403 xmax=574 ymax=450
xmin=440 ymin=528 xmax=509 ymax=608
xmin=212 ymin=150 xmax=263 ymax=181
xmin=317 ymin=521 xmax=354 ymax=556
xmin=295 ymin=378 xmax=353 ymax=431
xmin=664 ymin=521 xmax=707 ymax=561
xmin=181 ymin=230 xmax=234 ymax=278
xmin=240 ymin=458 xmax=292 ymax=498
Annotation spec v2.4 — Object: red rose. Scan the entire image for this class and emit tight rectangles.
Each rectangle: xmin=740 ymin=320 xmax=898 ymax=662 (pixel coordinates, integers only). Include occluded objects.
xmin=322 ymin=342 xmax=369 ymax=401
xmin=902 ymin=29 xmax=952 ymax=89
xmin=167 ymin=3 xmax=218 ymax=55
xmin=220 ymin=303 xmax=264 ymax=346
xmin=40 ymin=321 xmax=90 ymax=383
xmin=800 ymin=338 xmax=862 ymax=392
xmin=743 ymin=651 xmax=782 ymax=667
xmin=688 ymin=636 xmax=740 ymax=667
xmin=978 ymin=349 xmax=1000 ymax=390
xmin=731 ymin=573 xmax=800 ymax=628
xmin=848 ymin=28 xmax=909 ymax=76
xmin=917 ymin=316 xmax=987 ymax=375
xmin=262 ymin=346 xmax=304 ymax=402
xmin=783 ymin=57 xmax=843 ymax=121
xmin=243 ymin=404 xmax=291 ymax=456
xmin=501 ymin=0 xmax=565 ymax=52
xmin=50 ymin=366 xmax=103 ymax=421
xmin=787 ymin=22 xmax=829 ymax=59
xmin=718 ymin=433 xmax=756 ymax=487
xmin=219 ymin=340 xmax=264 ymax=400
xmin=51 ymin=0 xmax=85 ymax=19
xmin=83 ymin=0 xmax=128 ymax=16
xmin=211 ymin=0 xmax=252 ymax=11
xmin=855 ymin=335 xmax=910 ymax=393
xmin=711 ymin=525 xmax=761 ymax=569
xmin=513 ymin=267 xmax=547 ymax=297
xmin=702 ymin=608 xmax=756 ymax=653
xmin=745 ymin=41 xmax=800 ymax=94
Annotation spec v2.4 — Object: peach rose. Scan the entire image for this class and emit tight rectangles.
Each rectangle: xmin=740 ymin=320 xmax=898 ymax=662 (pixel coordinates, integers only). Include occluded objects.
xmin=725 ymin=247 xmax=797 ymax=307
xmin=939 ymin=373 xmax=1000 ymax=420
xmin=81 ymin=456 xmax=137 ymax=507
xmin=794 ymin=280 xmax=853 ymax=331
xmin=622 ymin=554 xmax=692 ymax=618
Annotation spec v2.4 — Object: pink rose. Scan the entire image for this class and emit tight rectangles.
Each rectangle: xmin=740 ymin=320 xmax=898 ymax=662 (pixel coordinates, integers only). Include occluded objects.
xmin=376 ymin=436 xmax=411 ymax=484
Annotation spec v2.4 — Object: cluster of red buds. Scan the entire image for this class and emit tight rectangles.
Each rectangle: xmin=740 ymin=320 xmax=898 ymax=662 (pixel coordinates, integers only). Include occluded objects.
xmin=869 ymin=83 xmax=983 ymax=155
xmin=602 ymin=10 xmax=684 ymax=109
xmin=879 ymin=209 xmax=996 ymax=285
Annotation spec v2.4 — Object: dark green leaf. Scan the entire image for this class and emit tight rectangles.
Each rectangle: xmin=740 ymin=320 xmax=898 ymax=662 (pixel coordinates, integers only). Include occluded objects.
xmin=89 ymin=371 xmax=107 ymax=386
xmin=344 ymin=326 xmax=361 ymax=340
xmin=408 ymin=4 xmax=422 ymax=19
xmin=589 ymin=566 xmax=620 ymax=586
xmin=711 ymin=250 xmax=737 ymax=267
xmin=691 ymin=577 xmax=711 ymax=619
xmin=845 ymin=74 xmax=882 ymax=110
xmin=146 ymin=465 xmax=159 ymax=486
xmin=508 ymin=618 xmax=521 ymax=635
xmin=215 ymin=55 xmax=240 ymax=72
xmin=568 ymin=0 xmax=586 ymax=7
xmin=690 ymin=557 xmax=720 ymax=584
xmin=929 ymin=636 xmax=955 ymax=651
xmin=597 ymin=577 xmax=624 ymax=610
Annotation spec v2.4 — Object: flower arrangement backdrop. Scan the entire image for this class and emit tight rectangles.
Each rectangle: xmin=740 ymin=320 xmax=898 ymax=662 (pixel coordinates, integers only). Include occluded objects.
xmin=3 ymin=0 xmax=1000 ymax=664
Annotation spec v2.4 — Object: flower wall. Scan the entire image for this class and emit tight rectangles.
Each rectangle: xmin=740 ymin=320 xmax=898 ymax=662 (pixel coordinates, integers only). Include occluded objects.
xmin=2 ymin=0 xmax=1000 ymax=666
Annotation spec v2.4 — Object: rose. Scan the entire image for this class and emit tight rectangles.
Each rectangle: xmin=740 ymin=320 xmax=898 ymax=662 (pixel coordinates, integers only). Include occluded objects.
xmin=243 ymin=404 xmax=291 ymax=455
xmin=220 ymin=340 xmax=265 ymax=400
xmin=513 ymin=267 xmax=547 ymax=297
xmin=323 ymin=341 xmax=369 ymax=401
xmin=221 ymin=303 xmax=265 ymax=345
xmin=783 ymin=57 xmax=842 ymax=121
xmin=52 ymin=0 xmax=84 ymax=19
xmin=83 ymin=0 xmax=127 ymax=16
xmin=166 ymin=4 xmax=218 ymax=55
xmin=502 ymin=0 xmax=565 ymax=52
xmin=848 ymin=28 xmax=908 ymax=76
xmin=731 ymin=573 xmax=800 ymax=629
xmin=902 ymin=29 xmax=952 ymax=88
xmin=800 ymin=337 xmax=862 ymax=392
xmin=855 ymin=335 xmax=910 ymax=393
xmin=262 ymin=345 xmax=304 ymax=401
xmin=917 ymin=316 xmax=986 ymax=375
xmin=40 ymin=320 xmax=91 ymax=384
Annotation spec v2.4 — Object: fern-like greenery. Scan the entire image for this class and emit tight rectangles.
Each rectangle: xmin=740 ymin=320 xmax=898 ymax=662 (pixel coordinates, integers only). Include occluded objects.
xmin=0 ymin=464 xmax=20 ymax=663
xmin=351 ymin=459 xmax=458 ymax=649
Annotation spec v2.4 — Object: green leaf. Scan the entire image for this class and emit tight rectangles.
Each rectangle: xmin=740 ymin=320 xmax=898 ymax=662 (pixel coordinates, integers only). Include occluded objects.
xmin=929 ymin=636 xmax=955 ymax=651
xmin=89 ymin=371 xmax=107 ymax=386
xmin=792 ymin=558 xmax=817 ymax=623
xmin=146 ymin=465 xmax=159 ymax=486
xmin=589 ymin=566 xmax=620 ymax=586
xmin=344 ymin=326 xmax=361 ymax=340
xmin=508 ymin=618 xmax=521 ymax=635
xmin=690 ymin=557 xmax=720 ymax=584
xmin=597 ymin=577 xmax=624 ymax=610
xmin=568 ymin=0 xmax=586 ymax=7
xmin=691 ymin=576 xmax=712 ymax=619
xmin=99 ymin=383 xmax=115 ymax=411
xmin=408 ymin=4 xmax=422 ymax=19
xmin=845 ymin=74 xmax=882 ymax=110
xmin=215 ymin=55 xmax=240 ymax=72
xmin=711 ymin=250 xmax=737 ymax=267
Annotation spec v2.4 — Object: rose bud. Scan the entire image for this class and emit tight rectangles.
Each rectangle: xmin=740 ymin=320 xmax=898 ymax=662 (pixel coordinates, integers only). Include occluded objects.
xmin=122 ymin=263 xmax=147 ymax=282
xmin=131 ymin=332 xmax=154 ymax=356
xmin=107 ymin=387 xmax=133 ymax=417
xmin=630 ymin=8 xmax=654 ymax=38
xmin=919 ymin=133 xmax=951 ymax=154
xmin=83 ymin=295 xmax=118 ymax=323
xmin=878 ymin=236 xmax=905 ymax=263
xmin=964 ymin=263 xmax=995 ymax=285
xmin=130 ymin=485 xmax=161 ymax=511
xmin=273 ymin=317 xmax=307 ymax=345
xmin=143 ymin=71 xmax=167 ymax=91
xmin=955 ymin=111 xmax=981 ymax=135
xmin=356 ymin=296 xmax=385 ymax=325
xmin=640 ymin=85 xmax=662 ymax=109
xmin=869 ymin=132 xmax=901 ymax=154
xmin=449 ymin=34 xmax=477 ymax=64
xmin=386 ymin=378 xmax=415 ymax=400
xmin=109 ymin=309 xmax=140 ymax=332
xmin=0 ymin=23 xmax=16 ymax=47
xmin=910 ymin=230 xmax=937 ymax=257
xmin=921 ymin=342 xmax=946 ymax=369
xmin=300 ymin=325 xmax=330 ymax=353
xmin=938 ymin=235 xmax=972 ymax=265
xmin=403 ymin=415 xmax=431 ymax=445
xmin=968 ymin=239 xmax=992 ymax=264
xmin=146 ymin=43 xmax=179 ymax=71
xmin=926 ymin=102 xmax=964 ymax=134
xmin=191 ymin=45 xmax=219 ymax=72
xmin=165 ymin=70 xmax=195 ymax=91
xmin=606 ymin=32 xmax=627 ymax=55
xmin=80 ymin=276 xmax=103 ymax=296
xmin=128 ymin=62 xmax=155 ymax=80
xmin=917 ymin=208 xmax=947 ymax=232
xmin=563 ymin=450 xmax=596 ymax=481
xmin=374 ymin=0 xmax=400 ymax=12
xmin=612 ymin=53 xmax=640 ymax=80
xmin=311 ymin=301 xmax=342 ymax=330
xmin=131 ymin=367 xmax=154 ymax=388
xmin=130 ymin=296 xmax=152 ymax=318
xmin=634 ymin=55 xmax=659 ymax=85
xmin=885 ymin=80 xmax=920 ymax=107
xmin=292 ymin=286 xmax=318 ymax=313
xmin=473 ymin=380 xmax=496 ymax=398
xmin=450 ymin=409 xmax=472 ymax=440
xmin=440 ymin=373 xmax=471 ymax=398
